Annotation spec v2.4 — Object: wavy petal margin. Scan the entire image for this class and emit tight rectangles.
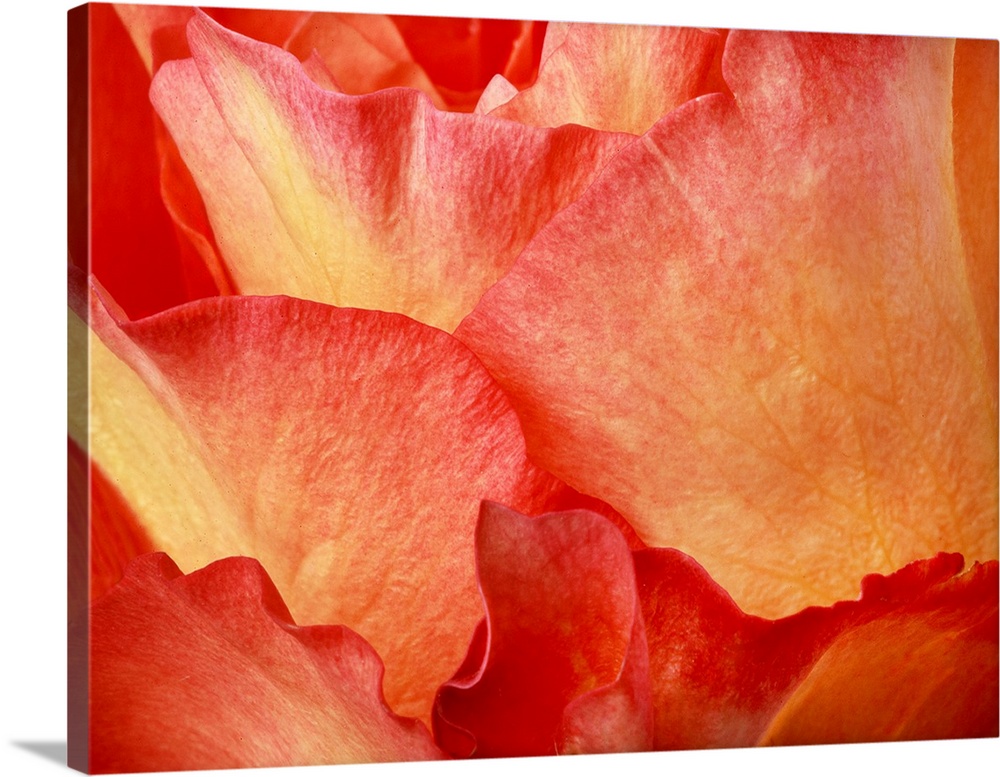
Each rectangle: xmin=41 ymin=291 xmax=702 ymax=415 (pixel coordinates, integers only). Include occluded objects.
xmin=149 ymin=12 xmax=630 ymax=331
xmin=434 ymin=506 xmax=997 ymax=755
xmin=81 ymin=275 xmax=621 ymax=722
xmin=481 ymin=22 xmax=723 ymax=134
xmin=434 ymin=503 xmax=652 ymax=757
xmin=89 ymin=553 xmax=444 ymax=772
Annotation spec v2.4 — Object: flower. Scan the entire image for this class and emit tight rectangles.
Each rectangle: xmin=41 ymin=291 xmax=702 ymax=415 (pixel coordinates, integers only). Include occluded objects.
xmin=69 ymin=4 xmax=999 ymax=773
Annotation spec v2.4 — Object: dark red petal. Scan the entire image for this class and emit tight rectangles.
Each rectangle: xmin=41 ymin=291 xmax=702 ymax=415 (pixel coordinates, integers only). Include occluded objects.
xmin=90 ymin=553 xmax=444 ymax=772
xmin=434 ymin=503 xmax=652 ymax=757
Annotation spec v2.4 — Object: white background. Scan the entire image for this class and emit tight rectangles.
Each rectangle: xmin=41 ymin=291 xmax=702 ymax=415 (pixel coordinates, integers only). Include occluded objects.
xmin=3 ymin=1 xmax=997 ymax=775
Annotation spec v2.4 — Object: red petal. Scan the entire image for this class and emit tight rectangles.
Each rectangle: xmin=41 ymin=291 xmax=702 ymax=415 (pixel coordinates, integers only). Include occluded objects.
xmin=68 ymin=437 xmax=155 ymax=601
xmin=89 ymin=553 xmax=443 ymax=772
xmin=390 ymin=15 xmax=545 ymax=110
xmin=457 ymin=31 xmax=998 ymax=616
xmin=87 ymin=4 xmax=212 ymax=319
xmin=149 ymin=12 xmax=628 ymax=331
xmin=636 ymin=549 xmax=997 ymax=747
xmin=87 ymin=284 xmax=616 ymax=722
xmin=433 ymin=503 xmax=652 ymax=757
xmin=483 ymin=23 xmax=723 ymax=134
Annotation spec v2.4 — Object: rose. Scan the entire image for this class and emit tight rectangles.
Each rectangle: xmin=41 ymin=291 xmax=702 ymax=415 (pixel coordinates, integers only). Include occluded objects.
xmin=68 ymin=4 xmax=999 ymax=772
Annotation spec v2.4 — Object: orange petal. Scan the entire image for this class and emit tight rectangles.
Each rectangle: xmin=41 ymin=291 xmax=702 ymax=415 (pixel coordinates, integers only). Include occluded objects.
xmin=952 ymin=38 xmax=999 ymax=410
xmin=759 ymin=559 xmax=998 ymax=744
xmin=637 ymin=549 xmax=997 ymax=747
xmin=89 ymin=553 xmax=443 ymax=772
xmin=149 ymin=12 xmax=629 ymax=331
xmin=284 ymin=12 xmax=445 ymax=106
xmin=86 ymin=281 xmax=616 ymax=722
xmin=482 ymin=22 xmax=723 ymax=134
xmin=457 ymin=31 xmax=998 ymax=617
xmin=433 ymin=503 xmax=652 ymax=757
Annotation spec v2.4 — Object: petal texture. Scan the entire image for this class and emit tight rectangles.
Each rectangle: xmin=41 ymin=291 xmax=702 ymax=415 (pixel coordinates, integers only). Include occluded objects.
xmin=759 ymin=559 xmax=999 ymax=744
xmin=457 ymin=31 xmax=998 ymax=616
xmin=637 ymin=549 xmax=998 ymax=748
xmin=87 ymin=282 xmax=615 ymax=722
xmin=150 ymin=12 xmax=629 ymax=331
xmin=481 ymin=23 xmax=723 ymax=134
xmin=952 ymin=38 xmax=999 ymax=408
xmin=433 ymin=503 xmax=652 ymax=757
xmin=90 ymin=553 xmax=443 ymax=772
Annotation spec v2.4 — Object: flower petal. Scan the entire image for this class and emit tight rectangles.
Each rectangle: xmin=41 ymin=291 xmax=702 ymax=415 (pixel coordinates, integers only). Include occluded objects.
xmin=150 ymin=12 xmax=629 ymax=331
xmin=952 ymin=38 xmax=999 ymax=408
xmin=390 ymin=15 xmax=545 ymax=110
xmin=89 ymin=552 xmax=443 ymax=772
xmin=86 ymin=281 xmax=617 ymax=722
xmin=457 ymin=31 xmax=998 ymax=616
xmin=433 ymin=502 xmax=652 ymax=758
xmin=85 ymin=3 xmax=219 ymax=319
xmin=68 ymin=437 xmax=155 ymax=601
xmin=283 ymin=12 xmax=445 ymax=105
xmin=481 ymin=22 xmax=723 ymax=134
xmin=636 ymin=549 xmax=998 ymax=747
xmin=759 ymin=559 xmax=998 ymax=744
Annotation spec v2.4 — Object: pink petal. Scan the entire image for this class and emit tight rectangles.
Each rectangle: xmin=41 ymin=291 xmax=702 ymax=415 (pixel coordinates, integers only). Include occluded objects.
xmin=456 ymin=31 xmax=998 ymax=616
xmin=482 ymin=22 xmax=723 ymax=134
xmin=89 ymin=553 xmax=444 ymax=772
xmin=434 ymin=502 xmax=652 ymax=757
xmin=86 ymin=281 xmax=618 ymax=722
xmin=149 ymin=12 xmax=629 ymax=331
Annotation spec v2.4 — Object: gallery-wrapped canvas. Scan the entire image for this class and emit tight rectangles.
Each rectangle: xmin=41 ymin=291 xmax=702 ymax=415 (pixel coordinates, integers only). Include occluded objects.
xmin=67 ymin=2 xmax=999 ymax=773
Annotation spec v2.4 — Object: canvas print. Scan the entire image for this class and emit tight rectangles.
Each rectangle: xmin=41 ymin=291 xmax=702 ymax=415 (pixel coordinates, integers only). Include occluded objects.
xmin=67 ymin=2 xmax=999 ymax=773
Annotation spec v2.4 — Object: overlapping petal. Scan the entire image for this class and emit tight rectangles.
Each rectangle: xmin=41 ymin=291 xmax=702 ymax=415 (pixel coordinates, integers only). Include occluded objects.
xmin=434 ymin=505 xmax=997 ymax=756
xmin=81 ymin=276 xmax=623 ymax=722
xmin=759 ymin=558 xmax=999 ymax=744
xmin=85 ymin=3 xmax=220 ymax=319
xmin=73 ymin=7 xmax=1000 ymax=764
xmin=149 ymin=12 xmax=630 ymax=331
xmin=89 ymin=553 xmax=444 ymax=772
xmin=479 ymin=22 xmax=723 ymax=134
xmin=389 ymin=15 xmax=545 ymax=111
xmin=434 ymin=502 xmax=652 ymax=757
xmin=457 ymin=31 xmax=999 ymax=617
xmin=637 ymin=548 xmax=998 ymax=748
